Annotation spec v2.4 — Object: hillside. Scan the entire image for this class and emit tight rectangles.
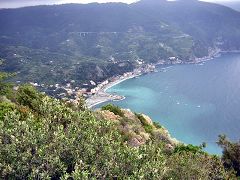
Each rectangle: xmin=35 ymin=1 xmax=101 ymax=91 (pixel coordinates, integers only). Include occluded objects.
xmin=0 ymin=74 xmax=238 ymax=179
xmin=0 ymin=0 xmax=240 ymax=95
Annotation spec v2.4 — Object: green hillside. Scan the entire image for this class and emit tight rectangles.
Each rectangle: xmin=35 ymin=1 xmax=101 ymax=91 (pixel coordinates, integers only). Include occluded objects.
xmin=1 ymin=0 xmax=240 ymax=92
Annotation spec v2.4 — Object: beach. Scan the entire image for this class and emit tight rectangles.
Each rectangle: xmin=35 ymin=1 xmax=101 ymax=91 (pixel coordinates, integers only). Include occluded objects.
xmin=86 ymin=73 xmax=139 ymax=108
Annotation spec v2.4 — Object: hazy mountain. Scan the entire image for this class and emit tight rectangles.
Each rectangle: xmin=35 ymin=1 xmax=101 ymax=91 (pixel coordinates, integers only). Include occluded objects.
xmin=0 ymin=0 xmax=240 ymax=89
xmin=221 ymin=1 xmax=240 ymax=11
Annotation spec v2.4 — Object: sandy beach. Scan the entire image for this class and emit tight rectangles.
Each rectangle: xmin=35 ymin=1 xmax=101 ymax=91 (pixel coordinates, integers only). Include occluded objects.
xmin=86 ymin=73 xmax=139 ymax=108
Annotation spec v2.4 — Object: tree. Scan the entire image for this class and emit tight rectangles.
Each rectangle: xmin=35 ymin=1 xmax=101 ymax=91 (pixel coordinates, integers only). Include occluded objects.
xmin=217 ymin=135 xmax=240 ymax=176
xmin=0 ymin=72 xmax=14 ymax=98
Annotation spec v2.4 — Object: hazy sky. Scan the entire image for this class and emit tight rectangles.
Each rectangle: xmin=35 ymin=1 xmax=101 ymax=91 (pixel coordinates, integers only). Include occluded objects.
xmin=0 ymin=0 xmax=238 ymax=9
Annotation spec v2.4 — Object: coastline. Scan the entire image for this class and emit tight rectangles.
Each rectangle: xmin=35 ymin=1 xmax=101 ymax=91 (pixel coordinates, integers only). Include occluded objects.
xmin=86 ymin=49 xmax=225 ymax=109
xmin=86 ymin=73 xmax=139 ymax=108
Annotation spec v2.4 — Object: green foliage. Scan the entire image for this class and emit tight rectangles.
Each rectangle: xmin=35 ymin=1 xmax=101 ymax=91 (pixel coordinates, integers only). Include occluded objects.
xmin=0 ymin=102 xmax=15 ymax=120
xmin=0 ymin=82 xmax=237 ymax=179
xmin=16 ymin=85 xmax=44 ymax=112
xmin=174 ymin=144 xmax=205 ymax=154
xmin=101 ymin=104 xmax=124 ymax=117
xmin=64 ymin=95 xmax=86 ymax=112
xmin=217 ymin=135 xmax=240 ymax=176
xmin=0 ymin=72 xmax=10 ymax=81
xmin=135 ymin=113 xmax=154 ymax=134
xmin=153 ymin=121 xmax=162 ymax=129
xmin=0 ymin=72 xmax=14 ymax=98
xmin=143 ymin=124 xmax=154 ymax=134
xmin=165 ymin=151 xmax=236 ymax=180
xmin=0 ymin=89 xmax=168 ymax=179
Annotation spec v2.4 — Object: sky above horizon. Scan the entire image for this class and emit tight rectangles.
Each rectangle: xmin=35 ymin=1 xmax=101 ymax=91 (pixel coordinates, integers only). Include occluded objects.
xmin=0 ymin=0 xmax=238 ymax=9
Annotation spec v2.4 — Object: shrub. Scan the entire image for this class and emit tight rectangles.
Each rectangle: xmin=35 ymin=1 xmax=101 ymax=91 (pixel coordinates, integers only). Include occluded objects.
xmin=0 ymin=94 xmax=168 ymax=179
xmin=101 ymin=104 xmax=124 ymax=117
xmin=0 ymin=102 xmax=15 ymax=120
xmin=165 ymin=151 xmax=235 ymax=179
xmin=217 ymin=135 xmax=240 ymax=176
xmin=16 ymin=84 xmax=44 ymax=111
xmin=0 ymin=81 xmax=237 ymax=179
xmin=174 ymin=144 xmax=205 ymax=154
xmin=135 ymin=113 xmax=153 ymax=134
xmin=153 ymin=121 xmax=162 ymax=129
xmin=0 ymin=72 xmax=14 ymax=99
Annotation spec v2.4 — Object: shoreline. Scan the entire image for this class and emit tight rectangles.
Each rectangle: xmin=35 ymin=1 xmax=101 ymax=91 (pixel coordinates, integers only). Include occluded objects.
xmin=86 ymin=73 xmax=139 ymax=108
xmin=104 ymin=74 xmax=139 ymax=93
xmin=86 ymin=49 xmax=230 ymax=109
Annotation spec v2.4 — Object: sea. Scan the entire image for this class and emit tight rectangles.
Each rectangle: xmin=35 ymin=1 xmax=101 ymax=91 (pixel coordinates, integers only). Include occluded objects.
xmin=95 ymin=52 xmax=240 ymax=154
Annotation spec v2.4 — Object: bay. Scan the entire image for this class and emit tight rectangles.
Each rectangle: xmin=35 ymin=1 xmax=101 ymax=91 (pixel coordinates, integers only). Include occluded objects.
xmin=96 ymin=53 xmax=240 ymax=154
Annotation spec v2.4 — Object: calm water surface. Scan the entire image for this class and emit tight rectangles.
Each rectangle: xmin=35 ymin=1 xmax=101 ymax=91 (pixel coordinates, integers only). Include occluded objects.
xmin=96 ymin=53 xmax=240 ymax=154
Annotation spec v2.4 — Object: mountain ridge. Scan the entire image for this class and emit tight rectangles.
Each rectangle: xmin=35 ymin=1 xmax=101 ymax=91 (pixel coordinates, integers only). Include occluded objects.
xmin=0 ymin=0 xmax=240 ymax=96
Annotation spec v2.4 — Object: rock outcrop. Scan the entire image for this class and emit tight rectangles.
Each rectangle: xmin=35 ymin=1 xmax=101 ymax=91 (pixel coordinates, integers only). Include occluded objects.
xmin=97 ymin=107 xmax=179 ymax=150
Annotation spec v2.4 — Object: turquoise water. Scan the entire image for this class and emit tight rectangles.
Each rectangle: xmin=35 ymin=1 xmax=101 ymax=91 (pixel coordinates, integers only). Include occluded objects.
xmin=96 ymin=53 xmax=240 ymax=154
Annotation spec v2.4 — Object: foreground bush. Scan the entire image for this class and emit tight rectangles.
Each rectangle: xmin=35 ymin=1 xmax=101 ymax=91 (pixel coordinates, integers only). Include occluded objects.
xmin=217 ymin=135 xmax=240 ymax=176
xmin=0 ymin=80 xmax=237 ymax=179
xmin=0 ymin=86 xmax=168 ymax=179
xmin=101 ymin=104 xmax=124 ymax=117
